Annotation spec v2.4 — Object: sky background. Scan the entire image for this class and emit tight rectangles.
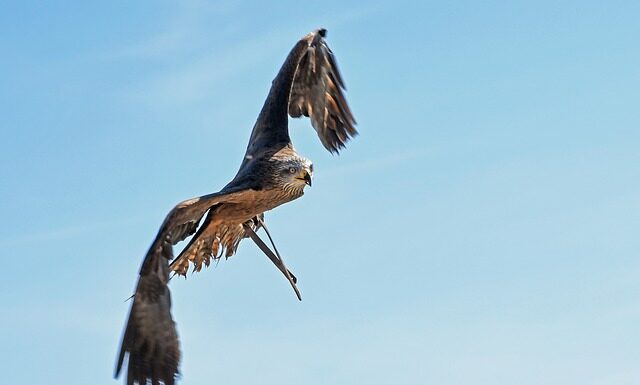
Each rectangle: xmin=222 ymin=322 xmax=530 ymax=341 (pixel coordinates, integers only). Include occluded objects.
xmin=1 ymin=1 xmax=639 ymax=384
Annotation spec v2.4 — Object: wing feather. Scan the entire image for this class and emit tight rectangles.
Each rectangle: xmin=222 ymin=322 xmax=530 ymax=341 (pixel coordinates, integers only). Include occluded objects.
xmin=116 ymin=187 xmax=250 ymax=385
xmin=288 ymin=30 xmax=357 ymax=153
xmin=244 ymin=29 xmax=357 ymax=160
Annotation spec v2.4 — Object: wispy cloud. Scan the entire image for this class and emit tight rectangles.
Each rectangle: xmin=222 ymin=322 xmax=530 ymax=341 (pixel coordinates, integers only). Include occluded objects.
xmin=323 ymin=148 xmax=431 ymax=178
xmin=121 ymin=29 xmax=290 ymax=106
xmin=105 ymin=1 xmax=240 ymax=61
xmin=106 ymin=1 xmax=385 ymax=107
xmin=0 ymin=216 xmax=144 ymax=247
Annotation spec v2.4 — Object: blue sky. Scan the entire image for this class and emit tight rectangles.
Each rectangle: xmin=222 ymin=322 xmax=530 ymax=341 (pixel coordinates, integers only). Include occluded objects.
xmin=1 ymin=1 xmax=639 ymax=384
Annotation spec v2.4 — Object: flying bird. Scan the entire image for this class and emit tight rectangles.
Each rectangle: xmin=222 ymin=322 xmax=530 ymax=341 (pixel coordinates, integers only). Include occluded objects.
xmin=115 ymin=28 xmax=357 ymax=385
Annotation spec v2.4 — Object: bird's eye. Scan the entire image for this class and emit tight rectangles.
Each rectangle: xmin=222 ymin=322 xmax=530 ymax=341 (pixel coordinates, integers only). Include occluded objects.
xmin=309 ymin=163 xmax=314 ymax=172
xmin=289 ymin=167 xmax=297 ymax=174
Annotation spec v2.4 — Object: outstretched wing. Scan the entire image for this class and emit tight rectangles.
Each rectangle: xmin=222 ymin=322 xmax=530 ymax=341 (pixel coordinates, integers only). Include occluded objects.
xmin=288 ymin=29 xmax=357 ymax=153
xmin=116 ymin=241 xmax=179 ymax=385
xmin=115 ymin=187 xmax=251 ymax=385
xmin=244 ymin=28 xmax=357 ymax=162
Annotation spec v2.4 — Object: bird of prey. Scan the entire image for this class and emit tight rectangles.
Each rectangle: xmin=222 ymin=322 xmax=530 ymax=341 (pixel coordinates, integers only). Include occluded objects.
xmin=115 ymin=28 xmax=356 ymax=385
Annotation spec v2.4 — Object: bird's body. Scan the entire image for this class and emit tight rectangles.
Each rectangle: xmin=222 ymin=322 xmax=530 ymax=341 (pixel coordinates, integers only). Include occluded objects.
xmin=116 ymin=28 xmax=356 ymax=385
xmin=171 ymin=145 xmax=312 ymax=275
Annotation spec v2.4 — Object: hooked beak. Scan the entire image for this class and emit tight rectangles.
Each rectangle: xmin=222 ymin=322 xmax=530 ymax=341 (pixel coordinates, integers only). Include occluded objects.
xmin=303 ymin=170 xmax=312 ymax=187
xmin=296 ymin=169 xmax=312 ymax=186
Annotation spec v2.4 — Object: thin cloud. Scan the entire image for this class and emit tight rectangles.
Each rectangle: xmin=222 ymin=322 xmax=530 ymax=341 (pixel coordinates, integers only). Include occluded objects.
xmin=110 ymin=2 xmax=386 ymax=107
xmin=121 ymin=28 xmax=290 ymax=107
xmin=0 ymin=216 xmax=143 ymax=247
xmin=323 ymin=148 xmax=431 ymax=178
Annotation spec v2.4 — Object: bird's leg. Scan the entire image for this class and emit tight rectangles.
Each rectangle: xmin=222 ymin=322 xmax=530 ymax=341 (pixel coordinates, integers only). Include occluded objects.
xmin=243 ymin=222 xmax=302 ymax=301
xmin=256 ymin=217 xmax=297 ymax=283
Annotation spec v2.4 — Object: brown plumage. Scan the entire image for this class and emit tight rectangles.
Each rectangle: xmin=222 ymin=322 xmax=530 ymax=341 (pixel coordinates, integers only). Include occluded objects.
xmin=115 ymin=28 xmax=356 ymax=385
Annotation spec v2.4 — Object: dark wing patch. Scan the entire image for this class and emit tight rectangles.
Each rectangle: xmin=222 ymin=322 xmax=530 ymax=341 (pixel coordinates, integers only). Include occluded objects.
xmin=288 ymin=31 xmax=357 ymax=153
xmin=116 ymin=188 xmax=249 ymax=385
xmin=116 ymin=241 xmax=179 ymax=385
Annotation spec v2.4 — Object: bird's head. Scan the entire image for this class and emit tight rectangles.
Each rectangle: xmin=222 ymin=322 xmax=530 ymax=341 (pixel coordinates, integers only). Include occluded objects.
xmin=278 ymin=157 xmax=313 ymax=192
